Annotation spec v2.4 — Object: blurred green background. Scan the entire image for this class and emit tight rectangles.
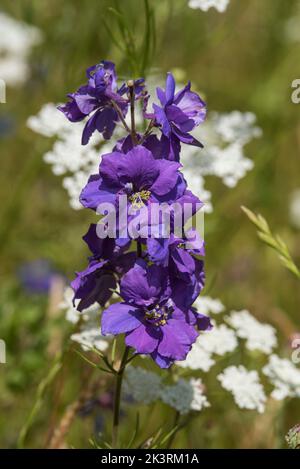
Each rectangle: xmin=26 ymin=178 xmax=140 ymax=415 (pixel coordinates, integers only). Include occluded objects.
xmin=0 ymin=0 xmax=300 ymax=448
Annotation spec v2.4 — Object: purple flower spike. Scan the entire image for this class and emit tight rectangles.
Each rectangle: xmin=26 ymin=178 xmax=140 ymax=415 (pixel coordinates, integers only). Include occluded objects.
xmin=101 ymin=261 xmax=210 ymax=368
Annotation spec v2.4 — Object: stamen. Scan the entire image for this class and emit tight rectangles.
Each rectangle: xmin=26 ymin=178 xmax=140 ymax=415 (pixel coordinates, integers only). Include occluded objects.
xmin=129 ymin=190 xmax=151 ymax=209
xmin=144 ymin=301 xmax=174 ymax=327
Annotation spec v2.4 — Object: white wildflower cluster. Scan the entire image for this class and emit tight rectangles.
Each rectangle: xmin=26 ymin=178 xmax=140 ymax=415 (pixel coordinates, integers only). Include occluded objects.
xmin=289 ymin=189 xmax=300 ymax=229
xmin=161 ymin=378 xmax=210 ymax=414
xmin=124 ymin=366 xmax=209 ymax=414
xmin=181 ymin=111 xmax=261 ymax=212
xmin=227 ymin=310 xmax=277 ymax=354
xmin=193 ymin=295 xmax=225 ymax=315
xmin=0 ymin=12 xmax=42 ymax=86
xmin=70 ymin=328 xmax=109 ymax=353
xmin=175 ymin=296 xmax=300 ymax=414
xmin=217 ymin=366 xmax=267 ymax=413
xmin=60 ymin=287 xmax=109 ymax=352
xmin=27 ymin=104 xmax=111 ymax=209
xmin=188 ymin=0 xmax=230 ymax=13
xmin=123 ymin=366 xmax=163 ymax=405
xmin=263 ymin=354 xmax=300 ymax=400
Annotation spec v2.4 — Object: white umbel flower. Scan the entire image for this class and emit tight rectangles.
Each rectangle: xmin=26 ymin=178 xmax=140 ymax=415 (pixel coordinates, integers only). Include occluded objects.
xmin=263 ymin=354 xmax=300 ymax=400
xmin=188 ymin=0 xmax=230 ymax=13
xmin=0 ymin=12 xmax=42 ymax=86
xmin=193 ymin=296 xmax=225 ymax=315
xmin=177 ymin=344 xmax=215 ymax=372
xmin=71 ymin=328 xmax=109 ymax=352
xmin=218 ymin=366 xmax=267 ymax=413
xmin=161 ymin=378 xmax=210 ymax=414
xmin=227 ymin=310 xmax=277 ymax=354
xmin=124 ymin=367 xmax=163 ymax=404
xmin=199 ymin=323 xmax=238 ymax=355
xmin=213 ymin=111 xmax=262 ymax=145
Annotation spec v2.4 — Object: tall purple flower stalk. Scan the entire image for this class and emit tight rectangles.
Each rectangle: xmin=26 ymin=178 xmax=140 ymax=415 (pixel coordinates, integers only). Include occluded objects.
xmin=60 ymin=60 xmax=211 ymax=447
xmin=59 ymin=60 xmax=211 ymax=370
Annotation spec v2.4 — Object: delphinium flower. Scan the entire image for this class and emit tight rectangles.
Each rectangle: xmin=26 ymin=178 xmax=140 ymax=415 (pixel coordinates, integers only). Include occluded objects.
xmin=101 ymin=260 xmax=209 ymax=368
xmin=58 ymin=61 xmax=145 ymax=145
xmin=80 ymin=145 xmax=186 ymax=213
xmin=145 ymin=72 xmax=206 ymax=161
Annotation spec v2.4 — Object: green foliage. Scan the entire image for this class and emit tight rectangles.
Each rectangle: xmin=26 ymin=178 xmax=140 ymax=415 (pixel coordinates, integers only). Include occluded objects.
xmin=242 ymin=206 xmax=300 ymax=280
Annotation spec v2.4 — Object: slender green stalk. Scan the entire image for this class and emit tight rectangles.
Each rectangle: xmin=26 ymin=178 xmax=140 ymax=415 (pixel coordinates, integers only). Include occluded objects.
xmin=242 ymin=205 xmax=300 ymax=279
xmin=111 ymin=100 xmax=131 ymax=133
xmin=128 ymin=81 xmax=138 ymax=145
xmin=112 ymin=346 xmax=130 ymax=448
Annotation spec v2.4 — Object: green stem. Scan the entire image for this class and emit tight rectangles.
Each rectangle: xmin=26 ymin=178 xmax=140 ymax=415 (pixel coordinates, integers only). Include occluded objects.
xmin=111 ymin=100 xmax=131 ymax=133
xmin=112 ymin=346 xmax=130 ymax=448
xmin=128 ymin=82 xmax=138 ymax=145
xmin=166 ymin=411 xmax=180 ymax=449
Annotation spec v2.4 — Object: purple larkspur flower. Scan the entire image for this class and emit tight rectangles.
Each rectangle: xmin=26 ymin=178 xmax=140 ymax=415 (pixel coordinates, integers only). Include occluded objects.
xmin=101 ymin=260 xmax=210 ymax=368
xmin=58 ymin=61 xmax=130 ymax=145
xmin=71 ymin=224 xmax=136 ymax=311
xmin=80 ymin=145 xmax=186 ymax=212
xmin=148 ymin=73 xmax=206 ymax=160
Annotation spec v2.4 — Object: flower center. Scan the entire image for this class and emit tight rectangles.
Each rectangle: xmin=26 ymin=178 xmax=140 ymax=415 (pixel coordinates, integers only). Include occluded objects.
xmin=144 ymin=300 xmax=174 ymax=327
xmin=129 ymin=190 xmax=151 ymax=209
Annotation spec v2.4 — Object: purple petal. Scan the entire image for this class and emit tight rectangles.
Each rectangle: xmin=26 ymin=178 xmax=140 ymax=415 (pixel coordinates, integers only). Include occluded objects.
xmin=117 ymin=146 xmax=159 ymax=191
xmin=120 ymin=261 xmax=163 ymax=307
xmin=101 ymin=303 xmax=143 ymax=335
xmin=153 ymin=104 xmax=171 ymax=137
xmin=81 ymin=110 xmax=100 ymax=145
xmin=58 ymin=98 xmax=85 ymax=122
xmin=151 ymin=159 xmax=181 ymax=196
xmin=125 ymin=323 xmax=160 ymax=354
xmin=172 ymin=125 xmax=203 ymax=147
xmin=99 ymin=151 xmax=123 ymax=188
xmin=165 ymin=73 xmax=176 ymax=104
xmin=80 ymin=175 xmax=117 ymax=211
xmin=156 ymin=87 xmax=167 ymax=106
xmin=147 ymin=238 xmax=170 ymax=266
xmin=171 ymin=248 xmax=196 ymax=275
xmin=151 ymin=351 xmax=173 ymax=368
xmin=158 ymin=319 xmax=197 ymax=360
